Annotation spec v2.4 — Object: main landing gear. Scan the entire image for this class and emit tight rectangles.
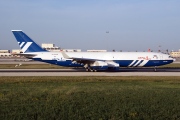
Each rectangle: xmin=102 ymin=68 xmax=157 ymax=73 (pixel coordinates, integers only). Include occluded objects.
xmin=86 ymin=68 xmax=97 ymax=72
xmin=84 ymin=64 xmax=98 ymax=72
xmin=154 ymin=66 xmax=157 ymax=72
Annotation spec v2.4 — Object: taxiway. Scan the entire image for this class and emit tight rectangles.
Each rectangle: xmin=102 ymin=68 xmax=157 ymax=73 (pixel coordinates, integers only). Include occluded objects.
xmin=0 ymin=68 xmax=180 ymax=76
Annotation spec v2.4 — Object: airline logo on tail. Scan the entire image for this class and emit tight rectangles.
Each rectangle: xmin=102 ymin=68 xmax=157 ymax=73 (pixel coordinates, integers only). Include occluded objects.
xmin=18 ymin=42 xmax=32 ymax=53
xmin=12 ymin=30 xmax=47 ymax=53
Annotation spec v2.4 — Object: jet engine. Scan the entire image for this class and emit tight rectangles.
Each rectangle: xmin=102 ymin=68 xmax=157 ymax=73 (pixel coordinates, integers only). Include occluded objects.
xmin=85 ymin=61 xmax=119 ymax=72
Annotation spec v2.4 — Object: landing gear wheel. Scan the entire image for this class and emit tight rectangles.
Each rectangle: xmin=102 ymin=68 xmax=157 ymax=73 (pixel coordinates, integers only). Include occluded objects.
xmin=154 ymin=66 xmax=157 ymax=72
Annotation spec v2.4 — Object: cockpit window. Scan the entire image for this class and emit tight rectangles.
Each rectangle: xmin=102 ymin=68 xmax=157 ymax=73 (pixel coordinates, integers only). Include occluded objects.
xmin=169 ymin=56 xmax=173 ymax=58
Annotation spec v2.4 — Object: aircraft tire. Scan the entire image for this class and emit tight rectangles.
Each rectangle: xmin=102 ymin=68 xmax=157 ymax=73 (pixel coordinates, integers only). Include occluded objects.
xmin=154 ymin=66 xmax=157 ymax=72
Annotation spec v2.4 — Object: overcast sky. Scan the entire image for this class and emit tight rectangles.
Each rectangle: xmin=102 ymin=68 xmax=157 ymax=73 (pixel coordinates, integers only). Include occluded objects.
xmin=0 ymin=0 xmax=180 ymax=52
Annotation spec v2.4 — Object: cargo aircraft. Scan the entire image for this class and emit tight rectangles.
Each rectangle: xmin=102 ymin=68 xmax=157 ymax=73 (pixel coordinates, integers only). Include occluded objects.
xmin=12 ymin=30 xmax=175 ymax=72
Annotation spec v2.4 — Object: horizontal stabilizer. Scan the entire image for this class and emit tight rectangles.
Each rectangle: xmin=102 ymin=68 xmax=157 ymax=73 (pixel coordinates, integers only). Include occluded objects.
xmin=11 ymin=53 xmax=37 ymax=58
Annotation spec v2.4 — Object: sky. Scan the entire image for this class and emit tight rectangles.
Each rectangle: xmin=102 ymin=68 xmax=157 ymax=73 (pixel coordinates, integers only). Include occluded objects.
xmin=0 ymin=0 xmax=180 ymax=52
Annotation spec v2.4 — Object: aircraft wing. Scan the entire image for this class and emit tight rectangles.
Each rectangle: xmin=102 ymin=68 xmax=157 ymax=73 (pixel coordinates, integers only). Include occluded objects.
xmin=61 ymin=52 xmax=119 ymax=70
xmin=61 ymin=52 xmax=102 ymax=64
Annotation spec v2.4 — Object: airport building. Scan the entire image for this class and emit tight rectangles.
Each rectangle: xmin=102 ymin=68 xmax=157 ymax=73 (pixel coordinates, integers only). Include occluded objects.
xmin=0 ymin=50 xmax=12 ymax=57
xmin=12 ymin=49 xmax=22 ymax=54
xmin=0 ymin=49 xmax=24 ymax=58
xmin=0 ymin=50 xmax=10 ymax=53
xmin=0 ymin=53 xmax=12 ymax=57
xmin=62 ymin=49 xmax=81 ymax=52
xmin=42 ymin=43 xmax=81 ymax=52
xmin=170 ymin=49 xmax=180 ymax=58
xmin=87 ymin=50 xmax=107 ymax=52
xmin=42 ymin=43 xmax=55 ymax=48
xmin=42 ymin=43 xmax=61 ymax=52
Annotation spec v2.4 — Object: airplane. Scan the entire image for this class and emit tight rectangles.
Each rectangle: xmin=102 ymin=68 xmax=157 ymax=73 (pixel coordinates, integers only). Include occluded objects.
xmin=11 ymin=30 xmax=175 ymax=72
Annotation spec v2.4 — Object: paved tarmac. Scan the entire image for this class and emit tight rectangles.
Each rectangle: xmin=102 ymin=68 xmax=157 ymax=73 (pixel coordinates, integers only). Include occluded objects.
xmin=0 ymin=58 xmax=180 ymax=76
xmin=0 ymin=68 xmax=180 ymax=76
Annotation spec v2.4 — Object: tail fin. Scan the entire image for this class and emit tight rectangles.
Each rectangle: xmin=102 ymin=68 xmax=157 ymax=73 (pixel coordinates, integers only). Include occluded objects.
xmin=11 ymin=30 xmax=47 ymax=53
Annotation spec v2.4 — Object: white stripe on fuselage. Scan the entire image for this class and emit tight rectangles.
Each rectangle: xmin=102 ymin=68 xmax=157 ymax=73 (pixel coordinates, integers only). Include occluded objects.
xmin=133 ymin=60 xmax=141 ymax=66
xmin=129 ymin=60 xmax=149 ymax=67
xmin=139 ymin=60 xmax=149 ymax=67
xmin=128 ymin=60 xmax=136 ymax=67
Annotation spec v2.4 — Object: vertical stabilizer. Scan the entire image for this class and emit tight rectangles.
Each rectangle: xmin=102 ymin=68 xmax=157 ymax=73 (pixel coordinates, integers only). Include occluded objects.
xmin=11 ymin=30 xmax=47 ymax=53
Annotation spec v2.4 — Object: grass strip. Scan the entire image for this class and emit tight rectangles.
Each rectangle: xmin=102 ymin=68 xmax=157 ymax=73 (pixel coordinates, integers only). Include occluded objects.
xmin=0 ymin=76 xmax=180 ymax=119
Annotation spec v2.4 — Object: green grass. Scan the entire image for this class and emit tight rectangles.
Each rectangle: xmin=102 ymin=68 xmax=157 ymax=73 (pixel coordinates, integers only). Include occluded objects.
xmin=0 ymin=76 xmax=180 ymax=120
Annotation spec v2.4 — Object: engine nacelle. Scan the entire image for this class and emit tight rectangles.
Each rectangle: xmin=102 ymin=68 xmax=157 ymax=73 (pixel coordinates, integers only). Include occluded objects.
xmin=106 ymin=61 xmax=119 ymax=70
xmin=89 ymin=61 xmax=119 ymax=71
xmin=106 ymin=61 xmax=119 ymax=67
xmin=90 ymin=61 xmax=108 ymax=70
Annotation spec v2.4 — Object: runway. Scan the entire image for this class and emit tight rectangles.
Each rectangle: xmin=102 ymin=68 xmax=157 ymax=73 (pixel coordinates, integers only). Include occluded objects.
xmin=0 ymin=68 xmax=180 ymax=76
